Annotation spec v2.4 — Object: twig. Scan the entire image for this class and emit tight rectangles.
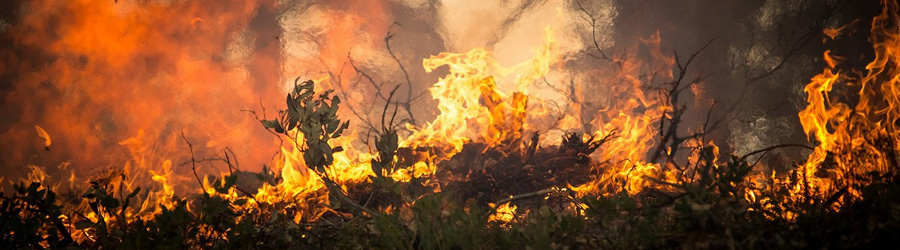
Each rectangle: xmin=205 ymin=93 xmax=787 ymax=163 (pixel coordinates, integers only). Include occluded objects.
xmin=575 ymin=1 xmax=614 ymax=63
xmin=318 ymin=172 xmax=377 ymax=216
xmin=181 ymin=131 xmax=207 ymax=196
xmin=738 ymin=143 xmax=816 ymax=167
xmin=484 ymin=188 xmax=557 ymax=220
xmin=493 ymin=188 xmax=556 ymax=208
xmin=381 ymin=84 xmax=402 ymax=132
xmin=649 ymin=39 xmax=714 ymax=165
xmin=242 ymin=98 xmax=284 ymax=146
xmin=384 ymin=22 xmax=417 ymax=125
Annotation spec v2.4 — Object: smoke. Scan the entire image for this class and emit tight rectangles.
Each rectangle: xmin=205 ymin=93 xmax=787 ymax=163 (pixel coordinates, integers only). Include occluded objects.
xmin=0 ymin=0 xmax=883 ymax=186
xmin=0 ymin=0 xmax=284 ymax=181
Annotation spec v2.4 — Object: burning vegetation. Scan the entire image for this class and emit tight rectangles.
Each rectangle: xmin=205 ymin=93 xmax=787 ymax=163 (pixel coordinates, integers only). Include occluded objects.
xmin=2 ymin=0 xmax=900 ymax=249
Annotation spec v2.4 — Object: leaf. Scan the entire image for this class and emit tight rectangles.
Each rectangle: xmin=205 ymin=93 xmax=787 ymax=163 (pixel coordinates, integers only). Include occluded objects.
xmin=332 ymin=96 xmax=341 ymax=108
xmin=332 ymin=121 xmax=350 ymax=138
xmin=269 ymin=212 xmax=280 ymax=224
xmin=299 ymin=83 xmax=315 ymax=100
xmin=128 ymin=187 xmax=141 ymax=199
xmin=371 ymin=159 xmax=382 ymax=177
xmin=75 ymin=220 xmax=95 ymax=230
xmin=101 ymin=196 xmax=120 ymax=209
xmin=225 ymin=175 xmax=237 ymax=188
xmin=288 ymin=116 xmax=298 ymax=131
xmin=261 ymin=120 xmax=284 ymax=133
xmin=387 ymin=131 xmax=399 ymax=151
xmin=286 ymin=94 xmax=296 ymax=113
xmin=329 ymin=96 xmax=341 ymax=116
xmin=326 ymin=119 xmax=339 ymax=134
xmin=321 ymin=89 xmax=335 ymax=99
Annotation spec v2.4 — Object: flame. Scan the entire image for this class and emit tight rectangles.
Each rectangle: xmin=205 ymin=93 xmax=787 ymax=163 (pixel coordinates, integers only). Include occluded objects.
xmin=797 ymin=0 xmax=900 ymax=204
xmin=250 ymin=12 xmax=566 ymax=222
xmin=568 ymin=32 xmax=678 ymax=196
xmin=823 ymin=19 xmax=859 ymax=41
xmin=402 ymin=24 xmax=558 ymax=157
xmin=488 ymin=202 xmax=517 ymax=224
xmin=34 ymin=125 xmax=51 ymax=150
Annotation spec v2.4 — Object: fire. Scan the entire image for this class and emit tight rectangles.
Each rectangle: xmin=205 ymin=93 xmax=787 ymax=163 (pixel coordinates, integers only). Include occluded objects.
xmin=488 ymin=202 xmax=517 ymax=224
xmin=34 ymin=125 xmax=51 ymax=151
xmin=566 ymin=35 xmax=676 ymax=196
xmin=5 ymin=0 xmax=900 ymax=246
xmin=797 ymin=0 xmax=900 ymax=204
xmin=252 ymin=21 xmax=561 ymax=221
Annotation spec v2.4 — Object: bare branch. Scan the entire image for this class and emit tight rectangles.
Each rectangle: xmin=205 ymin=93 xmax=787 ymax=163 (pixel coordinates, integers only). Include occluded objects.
xmin=385 ymin=22 xmax=417 ymax=125
xmin=181 ymin=131 xmax=207 ymax=196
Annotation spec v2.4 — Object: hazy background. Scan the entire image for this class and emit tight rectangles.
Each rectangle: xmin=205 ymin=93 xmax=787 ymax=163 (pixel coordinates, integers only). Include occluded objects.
xmin=0 ymin=0 xmax=882 ymax=185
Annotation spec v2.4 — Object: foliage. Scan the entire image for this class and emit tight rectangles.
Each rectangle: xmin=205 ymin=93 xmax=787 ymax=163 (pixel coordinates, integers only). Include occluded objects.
xmin=0 ymin=182 xmax=73 ymax=249
xmin=261 ymin=78 xmax=349 ymax=173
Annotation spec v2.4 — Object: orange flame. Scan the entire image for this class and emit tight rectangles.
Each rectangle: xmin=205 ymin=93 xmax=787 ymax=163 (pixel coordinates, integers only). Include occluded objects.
xmin=797 ymin=0 xmax=900 ymax=204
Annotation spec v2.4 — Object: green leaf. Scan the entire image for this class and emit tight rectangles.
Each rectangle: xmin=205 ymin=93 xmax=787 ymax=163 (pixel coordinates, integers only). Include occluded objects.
xmin=387 ymin=131 xmax=399 ymax=151
xmin=329 ymin=96 xmax=341 ymax=116
xmin=371 ymin=159 xmax=382 ymax=177
xmin=326 ymin=119 xmax=339 ymax=134
xmin=288 ymin=116 xmax=298 ymax=131
xmin=333 ymin=121 xmax=350 ymax=138
xmin=261 ymin=120 xmax=284 ymax=133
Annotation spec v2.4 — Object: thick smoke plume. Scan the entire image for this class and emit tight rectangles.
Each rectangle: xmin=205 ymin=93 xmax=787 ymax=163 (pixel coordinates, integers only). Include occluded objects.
xmin=0 ymin=0 xmax=881 ymax=188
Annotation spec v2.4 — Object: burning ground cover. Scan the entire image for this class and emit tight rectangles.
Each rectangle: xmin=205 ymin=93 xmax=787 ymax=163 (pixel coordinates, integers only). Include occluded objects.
xmin=2 ymin=0 xmax=900 ymax=249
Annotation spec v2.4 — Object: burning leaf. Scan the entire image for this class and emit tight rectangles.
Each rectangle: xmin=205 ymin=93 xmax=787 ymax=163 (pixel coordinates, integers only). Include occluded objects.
xmin=34 ymin=125 xmax=50 ymax=151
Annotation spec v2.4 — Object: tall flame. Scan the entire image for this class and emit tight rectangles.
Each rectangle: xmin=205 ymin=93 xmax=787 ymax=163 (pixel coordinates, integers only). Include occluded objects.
xmin=797 ymin=0 xmax=900 ymax=203
xmin=403 ymin=24 xmax=558 ymax=157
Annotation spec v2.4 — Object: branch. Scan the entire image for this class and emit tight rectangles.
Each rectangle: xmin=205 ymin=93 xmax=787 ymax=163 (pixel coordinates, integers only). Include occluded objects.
xmin=738 ymin=143 xmax=816 ymax=167
xmin=484 ymin=187 xmax=558 ymax=221
xmin=575 ymin=1 xmax=614 ymax=63
xmin=385 ymin=22 xmax=418 ymax=125
xmin=319 ymin=171 xmax=378 ymax=217
xmin=493 ymin=188 xmax=556 ymax=207
xmin=181 ymin=131 xmax=207 ymax=196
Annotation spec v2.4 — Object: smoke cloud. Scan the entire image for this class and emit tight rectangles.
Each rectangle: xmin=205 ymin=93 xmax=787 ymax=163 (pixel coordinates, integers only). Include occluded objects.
xmin=0 ymin=0 xmax=882 ymax=185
